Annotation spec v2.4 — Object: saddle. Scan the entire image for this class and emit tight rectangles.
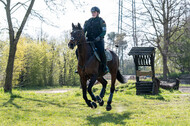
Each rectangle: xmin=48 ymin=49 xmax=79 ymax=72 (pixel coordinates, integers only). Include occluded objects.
xmin=89 ymin=43 xmax=112 ymax=62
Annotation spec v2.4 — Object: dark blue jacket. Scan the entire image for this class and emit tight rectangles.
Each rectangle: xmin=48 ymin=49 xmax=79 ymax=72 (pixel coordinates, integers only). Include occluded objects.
xmin=84 ymin=16 xmax=106 ymax=41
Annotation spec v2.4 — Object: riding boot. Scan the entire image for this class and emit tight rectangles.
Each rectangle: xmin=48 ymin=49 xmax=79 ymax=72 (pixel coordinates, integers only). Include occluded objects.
xmin=101 ymin=51 xmax=109 ymax=74
xmin=94 ymin=40 xmax=109 ymax=74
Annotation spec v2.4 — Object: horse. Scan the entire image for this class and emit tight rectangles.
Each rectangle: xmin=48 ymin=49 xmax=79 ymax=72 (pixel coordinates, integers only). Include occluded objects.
xmin=68 ymin=23 xmax=127 ymax=111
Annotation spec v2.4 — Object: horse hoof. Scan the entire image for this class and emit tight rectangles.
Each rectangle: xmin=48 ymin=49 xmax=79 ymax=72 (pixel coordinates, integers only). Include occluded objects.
xmin=91 ymin=102 xmax=97 ymax=109
xmin=106 ymin=104 xmax=112 ymax=111
xmin=99 ymin=100 xmax=104 ymax=106
xmin=96 ymin=95 xmax=101 ymax=101
xmin=96 ymin=95 xmax=104 ymax=106
xmin=86 ymin=100 xmax=93 ymax=108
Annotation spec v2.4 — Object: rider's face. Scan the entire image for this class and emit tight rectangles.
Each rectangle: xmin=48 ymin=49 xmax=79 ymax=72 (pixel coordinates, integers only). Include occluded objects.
xmin=92 ymin=11 xmax=98 ymax=18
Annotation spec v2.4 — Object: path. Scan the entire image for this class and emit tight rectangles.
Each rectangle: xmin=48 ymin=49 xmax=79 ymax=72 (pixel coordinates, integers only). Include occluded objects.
xmin=179 ymin=86 xmax=190 ymax=93
xmin=34 ymin=89 xmax=70 ymax=94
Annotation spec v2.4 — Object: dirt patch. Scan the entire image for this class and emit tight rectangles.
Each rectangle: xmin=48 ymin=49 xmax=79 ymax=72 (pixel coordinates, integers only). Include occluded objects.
xmin=34 ymin=89 xmax=70 ymax=94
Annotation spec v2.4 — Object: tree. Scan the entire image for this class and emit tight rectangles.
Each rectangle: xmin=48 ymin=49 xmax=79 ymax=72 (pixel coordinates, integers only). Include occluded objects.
xmin=0 ymin=35 xmax=80 ymax=87
xmin=115 ymin=33 xmax=127 ymax=74
xmin=107 ymin=32 xmax=128 ymax=74
xmin=0 ymin=0 xmax=80 ymax=92
xmin=107 ymin=32 xmax=116 ymax=50
xmin=0 ymin=0 xmax=35 ymax=92
xmin=142 ymin=0 xmax=189 ymax=80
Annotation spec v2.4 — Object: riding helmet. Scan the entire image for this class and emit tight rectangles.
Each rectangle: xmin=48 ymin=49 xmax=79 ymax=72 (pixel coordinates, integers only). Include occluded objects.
xmin=91 ymin=6 xmax=100 ymax=14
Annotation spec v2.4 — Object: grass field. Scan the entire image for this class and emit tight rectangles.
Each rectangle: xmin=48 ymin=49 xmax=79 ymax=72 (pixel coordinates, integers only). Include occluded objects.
xmin=0 ymin=81 xmax=190 ymax=126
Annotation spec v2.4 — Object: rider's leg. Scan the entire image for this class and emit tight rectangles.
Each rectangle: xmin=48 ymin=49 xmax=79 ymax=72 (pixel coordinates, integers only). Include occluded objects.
xmin=94 ymin=40 xmax=108 ymax=73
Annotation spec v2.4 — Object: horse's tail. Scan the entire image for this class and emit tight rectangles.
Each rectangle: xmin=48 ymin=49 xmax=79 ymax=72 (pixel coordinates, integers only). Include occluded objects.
xmin=116 ymin=70 xmax=127 ymax=84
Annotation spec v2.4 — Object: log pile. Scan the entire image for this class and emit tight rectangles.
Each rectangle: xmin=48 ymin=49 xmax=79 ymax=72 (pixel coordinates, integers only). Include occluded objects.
xmin=159 ymin=78 xmax=180 ymax=90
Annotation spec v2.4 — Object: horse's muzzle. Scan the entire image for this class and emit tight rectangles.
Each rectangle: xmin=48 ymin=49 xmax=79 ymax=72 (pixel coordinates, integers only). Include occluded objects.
xmin=68 ymin=42 xmax=74 ymax=49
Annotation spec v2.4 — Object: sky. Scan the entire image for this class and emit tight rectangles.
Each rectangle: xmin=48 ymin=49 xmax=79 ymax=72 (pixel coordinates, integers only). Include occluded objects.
xmin=0 ymin=0 xmax=118 ymax=40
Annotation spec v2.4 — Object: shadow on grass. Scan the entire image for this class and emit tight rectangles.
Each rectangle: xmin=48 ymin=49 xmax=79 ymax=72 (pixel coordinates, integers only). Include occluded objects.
xmin=86 ymin=111 xmax=132 ymax=126
xmin=24 ymin=97 xmax=65 ymax=107
xmin=142 ymin=94 xmax=165 ymax=101
xmin=2 ymin=93 xmax=65 ymax=108
xmin=2 ymin=94 xmax=22 ymax=108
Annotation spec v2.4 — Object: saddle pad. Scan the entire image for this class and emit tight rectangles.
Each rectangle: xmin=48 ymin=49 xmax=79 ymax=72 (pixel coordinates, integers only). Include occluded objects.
xmin=94 ymin=49 xmax=112 ymax=62
xmin=105 ymin=49 xmax=112 ymax=61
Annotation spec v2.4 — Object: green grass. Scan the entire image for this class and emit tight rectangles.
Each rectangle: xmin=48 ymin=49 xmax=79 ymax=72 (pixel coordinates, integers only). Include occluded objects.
xmin=0 ymin=81 xmax=190 ymax=126
xmin=180 ymin=84 xmax=190 ymax=87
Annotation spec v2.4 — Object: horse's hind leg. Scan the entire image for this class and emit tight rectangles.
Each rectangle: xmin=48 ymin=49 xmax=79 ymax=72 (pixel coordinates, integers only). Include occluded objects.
xmin=106 ymin=74 xmax=116 ymax=111
xmin=98 ymin=77 xmax=107 ymax=98
xmin=96 ymin=77 xmax=107 ymax=106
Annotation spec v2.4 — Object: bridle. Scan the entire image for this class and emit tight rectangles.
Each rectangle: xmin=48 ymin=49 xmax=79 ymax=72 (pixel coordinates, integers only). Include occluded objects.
xmin=70 ymin=29 xmax=94 ymax=46
xmin=70 ymin=29 xmax=85 ymax=46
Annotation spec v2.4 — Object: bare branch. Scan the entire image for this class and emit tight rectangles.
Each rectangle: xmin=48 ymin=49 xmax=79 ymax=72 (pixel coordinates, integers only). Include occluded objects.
xmin=5 ymin=0 xmax=14 ymax=43
xmin=144 ymin=34 xmax=157 ymax=47
xmin=149 ymin=0 xmax=163 ymax=24
xmin=15 ymin=0 xmax=35 ymax=43
xmin=142 ymin=0 xmax=160 ymax=43
xmin=44 ymin=0 xmax=63 ymax=14
xmin=30 ymin=9 xmax=58 ymax=28
xmin=0 ymin=0 xmax=6 ymax=6
xmin=10 ymin=0 xmax=30 ymax=12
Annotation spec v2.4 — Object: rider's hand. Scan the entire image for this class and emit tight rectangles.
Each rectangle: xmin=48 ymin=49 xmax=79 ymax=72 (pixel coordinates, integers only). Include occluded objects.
xmin=95 ymin=36 xmax=100 ymax=41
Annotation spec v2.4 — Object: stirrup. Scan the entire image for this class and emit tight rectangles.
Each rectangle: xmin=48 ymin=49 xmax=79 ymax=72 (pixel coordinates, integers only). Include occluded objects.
xmin=104 ymin=66 xmax=109 ymax=74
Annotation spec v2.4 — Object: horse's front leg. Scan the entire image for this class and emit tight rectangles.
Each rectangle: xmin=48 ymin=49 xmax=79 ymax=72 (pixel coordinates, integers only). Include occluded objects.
xmin=81 ymin=77 xmax=97 ymax=109
xmin=80 ymin=77 xmax=92 ymax=108
xmin=87 ymin=74 xmax=98 ymax=108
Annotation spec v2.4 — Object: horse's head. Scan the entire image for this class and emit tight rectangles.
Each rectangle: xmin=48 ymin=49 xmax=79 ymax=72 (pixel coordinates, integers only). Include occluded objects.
xmin=68 ymin=23 xmax=84 ymax=49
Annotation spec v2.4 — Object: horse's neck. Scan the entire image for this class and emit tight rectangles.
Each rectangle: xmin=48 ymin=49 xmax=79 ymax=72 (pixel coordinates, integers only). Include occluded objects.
xmin=77 ymin=40 xmax=89 ymax=65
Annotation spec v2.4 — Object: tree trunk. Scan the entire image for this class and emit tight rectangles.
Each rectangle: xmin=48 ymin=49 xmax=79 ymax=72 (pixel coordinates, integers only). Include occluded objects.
xmin=63 ymin=55 xmax=66 ymax=85
xmin=162 ymin=54 xmax=168 ymax=81
xmin=59 ymin=71 xmax=63 ymax=86
xmin=48 ymin=61 xmax=53 ymax=86
xmin=4 ymin=42 xmax=17 ymax=92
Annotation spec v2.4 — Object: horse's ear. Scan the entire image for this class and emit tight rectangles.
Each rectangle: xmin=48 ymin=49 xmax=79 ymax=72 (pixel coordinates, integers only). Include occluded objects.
xmin=78 ymin=23 xmax=82 ymax=30
xmin=72 ymin=23 xmax=75 ymax=29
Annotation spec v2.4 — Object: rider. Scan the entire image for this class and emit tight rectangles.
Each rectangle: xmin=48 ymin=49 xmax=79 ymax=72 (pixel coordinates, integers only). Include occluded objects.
xmin=75 ymin=6 xmax=108 ymax=73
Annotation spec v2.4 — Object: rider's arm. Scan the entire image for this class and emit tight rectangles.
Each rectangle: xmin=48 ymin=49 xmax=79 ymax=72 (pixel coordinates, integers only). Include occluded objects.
xmin=83 ymin=21 xmax=88 ymax=34
xmin=99 ymin=19 xmax=106 ymax=38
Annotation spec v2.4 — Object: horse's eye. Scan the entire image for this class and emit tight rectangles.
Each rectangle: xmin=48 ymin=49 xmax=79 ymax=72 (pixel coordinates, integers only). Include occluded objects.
xmin=71 ymin=37 xmax=74 ymax=40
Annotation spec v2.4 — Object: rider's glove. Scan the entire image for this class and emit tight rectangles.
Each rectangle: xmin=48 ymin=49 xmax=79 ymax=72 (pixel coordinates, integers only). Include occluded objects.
xmin=95 ymin=36 xmax=101 ymax=41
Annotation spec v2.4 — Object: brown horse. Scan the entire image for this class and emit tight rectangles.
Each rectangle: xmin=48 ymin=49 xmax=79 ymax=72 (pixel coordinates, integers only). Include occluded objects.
xmin=68 ymin=23 xmax=127 ymax=111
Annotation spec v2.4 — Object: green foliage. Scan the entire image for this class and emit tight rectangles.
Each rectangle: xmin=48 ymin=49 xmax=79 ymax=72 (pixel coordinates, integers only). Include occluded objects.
xmin=169 ymin=24 xmax=190 ymax=73
xmin=0 ymin=36 xmax=79 ymax=87
xmin=122 ymin=59 xmax=135 ymax=75
xmin=168 ymin=72 xmax=182 ymax=79
xmin=0 ymin=40 xmax=8 ymax=87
